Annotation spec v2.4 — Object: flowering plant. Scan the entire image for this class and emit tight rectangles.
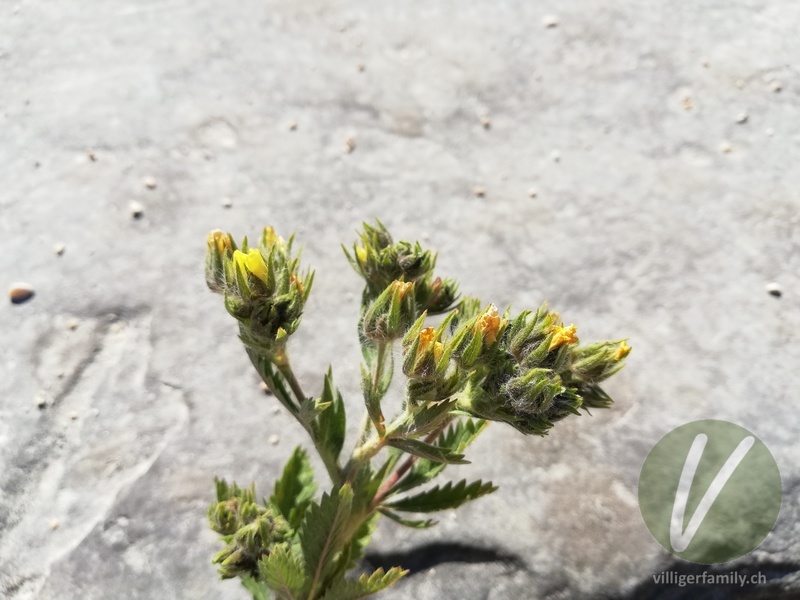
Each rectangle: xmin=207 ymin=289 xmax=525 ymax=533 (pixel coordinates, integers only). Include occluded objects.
xmin=204 ymin=221 xmax=630 ymax=599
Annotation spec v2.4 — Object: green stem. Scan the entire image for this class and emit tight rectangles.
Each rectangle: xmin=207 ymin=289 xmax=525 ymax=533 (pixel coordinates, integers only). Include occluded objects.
xmin=275 ymin=361 xmax=344 ymax=487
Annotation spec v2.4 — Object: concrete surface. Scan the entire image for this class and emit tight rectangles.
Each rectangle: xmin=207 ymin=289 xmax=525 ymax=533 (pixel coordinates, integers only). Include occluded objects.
xmin=1 ymin=0 xmax=799 ymax=598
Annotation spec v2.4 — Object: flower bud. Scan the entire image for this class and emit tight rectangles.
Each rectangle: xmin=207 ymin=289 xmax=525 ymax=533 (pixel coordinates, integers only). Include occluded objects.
xmin=402 ymin=312 xmax=456 ymax=382
xmin=569 ymin=340 xmax=631 ymax=383
xmin=450 ymin=304 xmax=507 ymax=369
xmin=205 ymin=230 xmax=236 ymax=292
xmin=362 ymin=281 xmax=416 ymax=342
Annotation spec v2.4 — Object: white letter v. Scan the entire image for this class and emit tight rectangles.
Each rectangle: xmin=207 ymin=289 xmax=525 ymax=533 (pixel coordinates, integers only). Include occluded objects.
xmin=669 ymin=433 xmax=755 ymax=553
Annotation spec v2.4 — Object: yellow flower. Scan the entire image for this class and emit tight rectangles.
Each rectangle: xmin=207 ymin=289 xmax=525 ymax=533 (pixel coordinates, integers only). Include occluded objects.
xmin=614 ymin=340 xmax=631 ymax=361
xmin=355 ymin=246 xmax=368 ymax=266
xmin=233 ymin=249 xmax=268 ymax=283
xmin=416 ymin=327 xmax=443 ymax=362
xmin=475 ymin=304 xmax=502 ymax=346
xmin=290 ymin=274 xmax=304 ymax=294
xmin=261 ymin=226 xmax=284 ymax=248
xmin=208 ymin=230 xmax=232 ymax=255
xmin=549 ymin=324 xmax=579 ymax=350
xmin=394 ymin=280 xmax=414 ymax=299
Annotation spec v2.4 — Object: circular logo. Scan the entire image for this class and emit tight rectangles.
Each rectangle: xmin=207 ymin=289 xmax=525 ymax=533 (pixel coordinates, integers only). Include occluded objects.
xmin=638 ymin=420 xmax=781 ymax=564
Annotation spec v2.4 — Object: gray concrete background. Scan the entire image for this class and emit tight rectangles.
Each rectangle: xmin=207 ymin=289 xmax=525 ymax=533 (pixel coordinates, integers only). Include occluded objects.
xmin=1 ymin=0 xmax=799 ymax=598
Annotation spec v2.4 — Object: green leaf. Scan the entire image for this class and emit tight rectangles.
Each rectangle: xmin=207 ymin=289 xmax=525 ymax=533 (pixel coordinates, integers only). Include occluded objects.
xmin=384 ymin=479 xmax=497 ymax=513
xmin=335 ymin=513 xmax=380 ymax=575
xmin=379 ymin=508 xmax=437 ymax=529
xmin=391 ymin=419 xmax=487 ymax=495
xmin=313 ymin=368 xmax=347 ymax=461
xmin=270 ymin=447 xmax=316 ymax=530
xmin=319 ymin=567 xmax=408 ymax=600
xmin=299 ymin=484 xmax=355 ymax=598
xmin=258 ymin=545 xmax=304 ymax=599
xmin=241 ymin=574 xmax=271 ymax=600
xmin=387 ymin=438 xmax=468 ymax=465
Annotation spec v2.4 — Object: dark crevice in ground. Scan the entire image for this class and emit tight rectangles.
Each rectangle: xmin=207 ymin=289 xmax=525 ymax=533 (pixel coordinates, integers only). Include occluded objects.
xmin=364 ymin=542 xmax=526 ymax=578
xmin=607 ymin=560 xmax=800 ymax=600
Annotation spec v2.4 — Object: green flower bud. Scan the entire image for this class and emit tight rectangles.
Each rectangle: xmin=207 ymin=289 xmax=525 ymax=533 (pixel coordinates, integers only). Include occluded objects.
xmin=205 ymin=227 xmax=314 ymax=357
xmin=569 ymin=340 xmax=631 ymax=383
xmin=416 ymin=276 xmax=459 ymax=314
xmin=450 ymin=304 xmax=508 ymax=369
xmin=362 ymin=281 xmax=416 ymax=342
xmin=401 ymin=312 xmax=456 ymax=382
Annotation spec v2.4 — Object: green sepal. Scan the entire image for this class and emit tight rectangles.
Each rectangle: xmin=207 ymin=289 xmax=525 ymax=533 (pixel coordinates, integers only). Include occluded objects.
xmin=312 ymin=367 xmax=347 ymax=462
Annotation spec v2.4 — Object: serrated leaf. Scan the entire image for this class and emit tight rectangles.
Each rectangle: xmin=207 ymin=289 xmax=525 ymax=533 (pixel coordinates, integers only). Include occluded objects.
xmin=241 ymin=574 xmax=271 ymax=600
xmin=391 ymin=419 xmax=488 ymax=495
xmin=299 ymin=484 xmax=355 ymax=598
xmin=258 ymin=545 xmax=305 ymax=599
xmin=335 ymin=513 xmax=380 ymax=576
xmin=387 ymin=438 xmax=468 ymax=465
xmin=384 ymin=479 xmax=497 ymax=513
xmin=313 ymin=368 xmax=347 ymax=462
xmin=379 ymin=508 xmax=437 ymax=529
xmin=319 ymin=567 xmax=408 ymax=600
xmin=270 ymin=447 xmax=316 ymax=530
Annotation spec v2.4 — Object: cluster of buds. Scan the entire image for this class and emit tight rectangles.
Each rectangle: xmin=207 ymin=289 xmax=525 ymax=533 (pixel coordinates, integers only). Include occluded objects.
xmin=208 ymin=479 xmax=290 ymax=579
xmin=345 ymin=220 xmax=458 ymax=315
xmin=454 ymin=304 xmax=631 ymax=435
xmin=361 ymin=281 xmax=416 ymax=342
xmin=205 ymin=227 xmax=313 ymax=357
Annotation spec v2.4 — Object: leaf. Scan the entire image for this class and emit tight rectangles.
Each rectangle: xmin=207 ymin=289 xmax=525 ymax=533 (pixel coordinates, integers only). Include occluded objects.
xmin=270 ymin=447 xmax=316 ymax=530
xmin=384 ymin=479 xmax=497 ymax=513
xmin=313 ymin=368 xmax=347 ymax=462
xmin=335 ymin=513 xmax=380 ymax=575
xmin=391 ymin=419 xmax=487 ymax=495
xmin=241 ymin=574 xmax=271 ymax=600
xmin=319 ymin=567 xmax=408 ymax=600
xmin=258 ymin=545 xmax=305 ymax=599
xmin=379 ymin=508 xmax=437 ymax=529
xmin=387 ymin=438 xmax=468 ymax=465
xmin=299 ymin=484 xmax=355 ymax=598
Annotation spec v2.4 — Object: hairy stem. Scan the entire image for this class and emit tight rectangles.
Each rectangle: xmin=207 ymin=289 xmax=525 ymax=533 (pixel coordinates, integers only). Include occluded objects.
xmin=371 ymin=417 xmax=454 ymax=507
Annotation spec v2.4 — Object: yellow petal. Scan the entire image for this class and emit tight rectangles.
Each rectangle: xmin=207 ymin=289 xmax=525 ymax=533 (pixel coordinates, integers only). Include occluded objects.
xmin=549 ymin=324 xmax=579 ymax=350
xmin=614 ymin=341 xmax=631 ymax=361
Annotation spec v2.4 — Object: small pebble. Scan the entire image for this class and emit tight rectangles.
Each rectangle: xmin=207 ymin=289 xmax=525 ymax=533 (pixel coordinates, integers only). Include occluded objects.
xmin=86 ymin=149 xmax=97 ymax=162
xmin=56 ymin=370 xmax=64 ymax=379
xmin=766 ymin=282 xmax=782 ymax=298
xmin=66 ymin=318 xmax=79 ymax=330
xmin=528 ymin=187 xmax=538 ymax=198
xmin=268 ymin=434 xmax=280 ymax=446
xmin=701 ymin=58 xmax=710 ymax=68
xmin=551 ymin=150 xmax=561 ymax=162
xmin=35 ymin=395 xmax=47 ymax=409
xmin=357 ymin=63 xmax=365 ymax=72
xmin=9 ymin=283 xmax=35 ymax=304
xmin=720 ymin=141 xmax=733 ymax=154
xmin=735 ymin=79 xmax=745 ymax=89
xmin=766 ymin=127 xmax=774 ymax=136
xmin=50 ymin=520 xmax=59 ymax=530
xmin=54 ymin=243 xmax=66 ymax=256
xmin=735 ymin=111 xmax=748 ymax=124
xmin=221 ymin=197 xmax=232 ymax=208
xmin=542 ymin=15 xmax=559 ymax=28
xmin=144 ymin=177 xmax=157 ymax=189
xmin=682 ymin=96 xmax=694 ymax=111
xmin=473 ymin=186 xmax=486 ymax=198
xmin=130 ymin=201 xmax=144 ymax=219
xmin=287 ymin=120 xmax=298 ymax=131
xmin=769 ymin=80 xmax=782 ymax=93
xmin=69 ymin=411 xmax=78 ymax=420
xmin=259 ymin=381 xmax=273 ymax=395
xmin=271 ymin=406 xmax=281 ymax=416
xmin=344 ymin=137 xmax=357 ymax=153
xmin=480 ymin=115 xmax=491 ymax=129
